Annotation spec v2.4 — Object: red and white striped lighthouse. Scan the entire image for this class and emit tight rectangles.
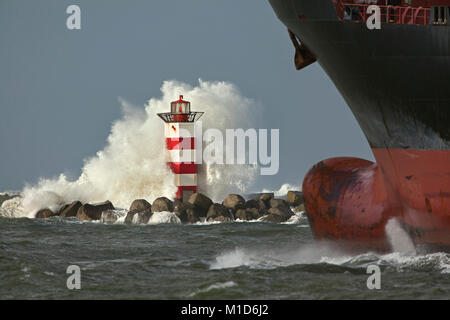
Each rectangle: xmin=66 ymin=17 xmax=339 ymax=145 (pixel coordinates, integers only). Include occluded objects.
xmin=158 ymin=95 xmax=204 ymax=201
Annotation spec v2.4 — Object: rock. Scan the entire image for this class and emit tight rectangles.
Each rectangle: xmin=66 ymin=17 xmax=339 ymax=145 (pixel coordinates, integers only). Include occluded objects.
xmin=152 ymin=197 xmax=174 ymax=213
xmin=125 ymin=212 xmax=134 ymax=224
xmin=251 ymin=193 xmax=274 ymax=202
xmin=269 ymin=198 xmax=290 ymax=209
xmin=179 ymin=207 xmax=201 ymax=224
xmin=206 ymin=203 xmax=233 ymax=222
xmin=222 ymin=194 xmax=245 ymax=213
xmin=35 ymin=209 xmax=55 ymax=218
xmin=132 ymin=211 xmax=152 ymax=224
xmin=125 ymin=199 xmax=153 ymax=224
xmin=125 ymin=210 xmax=152 ymax=224
xmin=130 ymin=199 xmax=152 ymax=212
xmin=235 ymin=208 xmax=261 ymax=221
xmin=173 ymin=200 xmax=200 ymax=224
xmin=188 ymin=193 xmax=213 ymax=217
xmin=125 ymin=211 xmax=137 ymax=224
xmin=286 ymin=191 xmax=304 ymax=206
xmin=59 ymin=201 xmax=82 ymax=218
xmin=259 ymin=207 xmax=293 ymax=223
xmin=244 ymin=199 xmax=259 ymax=209
xmin=256 ymin=199 xmax=269 ymax=214
xmin=173 ymin=199 xmax=186 ymax=213
xmin=76 ymin=201 xmax=115 ymax=221
xmin=57 ymin=204 xmax=70 ymax=216
xmin=259 ymin=213 xmax=286 ymax=223
xmin=244 ymin=199 xmax=270 ymax=216
xmin=258 ymin=193 xmax=274 ymax=204
xmin=101 ymin=210 xmax=121 ymax=224
xmin=293 ymin=203 xmax=305 ymax=213
xmin=270 ymin=206 xmax=293 ymax=216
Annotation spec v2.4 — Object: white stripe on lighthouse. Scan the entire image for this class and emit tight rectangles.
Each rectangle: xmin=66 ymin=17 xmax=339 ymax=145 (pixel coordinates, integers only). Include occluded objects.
xmin=174 ymin=174 xmax=197 ymax=187
xmin=165 ymin=123 xmax=195 ymax=138
xmin=167 ymin=149 xmax=196 ymax=163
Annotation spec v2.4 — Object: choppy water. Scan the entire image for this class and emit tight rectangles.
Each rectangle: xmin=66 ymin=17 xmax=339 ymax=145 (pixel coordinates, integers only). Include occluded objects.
xmin=1 ymin=215 xmax=449 ymax=299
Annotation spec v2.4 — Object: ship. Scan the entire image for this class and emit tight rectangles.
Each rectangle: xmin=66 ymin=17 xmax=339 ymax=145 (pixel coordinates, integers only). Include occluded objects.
xmin=268 ymin=0 xmax=450 ymax=251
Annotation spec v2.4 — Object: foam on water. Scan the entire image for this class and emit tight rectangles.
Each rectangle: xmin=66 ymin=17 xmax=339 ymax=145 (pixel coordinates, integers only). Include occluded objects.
xmin=100 ymin=209 xmax=127 ymax=224
xmin=0 ymin=80 xmax=260 ymax=218
xmin=281 ymin=212 xmax=306 ymax=225
xmin=210 ymin=243 xmax=352 ymax=270
xmin=261 ymin=183 xmax=301 ymax=197
xmin=210 ymin=245 xmax=450 ymax=274
xmin=187 ymin=281 xmax=237 ymax=298
xmin=148 ymin=211 xmax=181 ymax=225
xmin=210 ymin=219 xmax=449 ymax=273
xmin=0 ymin=197 xmax=24 ymax=218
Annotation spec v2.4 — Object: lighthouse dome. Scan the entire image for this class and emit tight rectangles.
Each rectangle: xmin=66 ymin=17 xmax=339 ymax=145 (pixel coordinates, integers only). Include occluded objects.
xmin=171 ymin=95 xmax=191 ymax=114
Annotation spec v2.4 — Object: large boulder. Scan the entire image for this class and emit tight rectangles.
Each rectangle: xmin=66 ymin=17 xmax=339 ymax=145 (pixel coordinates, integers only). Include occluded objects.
xmin=206 ymin=203 xmax=233 ymax=222
xmin=59 ymin=201 xmax=82 ymax=218
xmin=173 ymin=200 xmax=200 ymax=224
xmin=244 ymin=199 xmax=259 ymax=209
xmin=152 ymin=197 xmax=174 ymax=213
xmin=131 ymin=211 xmax=152 ymax=224
xmin=269 ymin=199 xmax=294 ymax=216
xmin=76 ymin=201 xmax=115 ymax=221
xmin=188 ymin=193 xmax=213 ymax=217
xmin=235 ymin=208 xmax=261 ymax=221
xmin=130 ymin=199 xmax=152 ymax=212
xmin=243 ymin=198 xmax=269 ymax=215
xmin=259 ymin=207 xmax=293 ymax=223
xmin=125 ymin=210 xmax=153 ymax=224
xmin=35 ymin=209 xmax=55 ymax=218
xmin=269 ymin=198 xmax=290 ymax=209
xmin=124 ymin=211 xmax=136 ymax=224
xmin=251 ymin=193 xmax=274 ymax=202
xmin=222 ymin=194 xmax=245 ymax=213
xmin=258 ymin=193 xmax=274 ymax=204
xmin=57 ymin=204 xmax=70 ymax=216
xmin=286 ymin=191 xmax=304 ymax=206
xmin=256 ymin=199 xmax=269 ymax=215
xmin=125 ymin=199 xmax=153 ymax=224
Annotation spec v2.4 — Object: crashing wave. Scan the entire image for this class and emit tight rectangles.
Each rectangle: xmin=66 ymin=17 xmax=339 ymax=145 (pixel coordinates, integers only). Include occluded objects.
xmin=1 ymin=80 xmax=260 ymax=219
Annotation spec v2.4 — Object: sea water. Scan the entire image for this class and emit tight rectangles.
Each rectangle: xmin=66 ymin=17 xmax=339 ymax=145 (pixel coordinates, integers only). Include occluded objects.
xmin=1 ymin=213 xmax=449 ymax=299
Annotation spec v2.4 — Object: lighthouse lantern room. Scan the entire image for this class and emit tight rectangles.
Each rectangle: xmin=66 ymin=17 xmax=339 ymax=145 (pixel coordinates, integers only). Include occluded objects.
xmin=158 ymin=95 xmax=204 ymax=202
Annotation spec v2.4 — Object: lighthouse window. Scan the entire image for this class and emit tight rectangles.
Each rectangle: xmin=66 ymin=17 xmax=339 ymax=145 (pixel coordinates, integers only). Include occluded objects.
xmin=180 ymin=102 xmax=190 ymax=113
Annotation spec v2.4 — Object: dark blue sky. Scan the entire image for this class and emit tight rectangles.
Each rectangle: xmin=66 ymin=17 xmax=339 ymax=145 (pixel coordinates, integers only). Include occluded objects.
xmin=0 ymin=0 xmax=372 ymax=192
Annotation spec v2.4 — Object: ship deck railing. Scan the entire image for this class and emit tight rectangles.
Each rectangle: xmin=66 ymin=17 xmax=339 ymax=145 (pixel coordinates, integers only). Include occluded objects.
xmin=334 ymin=0 xmax=433 ymax=25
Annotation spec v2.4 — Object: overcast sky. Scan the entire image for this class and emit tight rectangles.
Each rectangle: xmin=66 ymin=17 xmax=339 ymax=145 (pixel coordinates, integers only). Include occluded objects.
xmin=0 ymin=0 xmax=372 ymax=193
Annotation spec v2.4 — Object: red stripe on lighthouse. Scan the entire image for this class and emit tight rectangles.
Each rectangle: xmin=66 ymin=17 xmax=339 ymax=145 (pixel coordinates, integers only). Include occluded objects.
xmin=166 ymin=137 xmax=195 ymax=150
xmin=168 ymin=163 xmax=197 ymax=174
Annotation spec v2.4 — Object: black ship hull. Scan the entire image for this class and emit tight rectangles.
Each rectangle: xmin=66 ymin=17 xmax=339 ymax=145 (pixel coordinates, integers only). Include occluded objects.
xmin=269 ymin=0 xmax=450 ymax=250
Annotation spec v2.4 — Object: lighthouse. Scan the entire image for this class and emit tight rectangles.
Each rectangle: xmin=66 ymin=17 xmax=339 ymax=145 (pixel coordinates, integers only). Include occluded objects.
xmin=158 ymin=95 xmax=204 ymax=201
